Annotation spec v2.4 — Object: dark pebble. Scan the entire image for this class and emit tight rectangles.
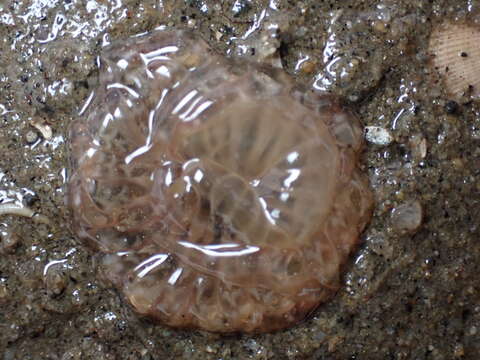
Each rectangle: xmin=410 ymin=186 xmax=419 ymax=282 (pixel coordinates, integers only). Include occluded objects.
xmin=24 ymin=193 xmax=39 ymax=207
xmin=445 ymin=100 xmax=459 ymax=114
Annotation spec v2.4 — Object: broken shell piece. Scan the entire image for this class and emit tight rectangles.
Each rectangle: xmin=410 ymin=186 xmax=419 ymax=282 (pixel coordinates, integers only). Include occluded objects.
xmin=0 ymin=203 xmax=35 ymax=218
xmin=429 ymin=23 xmax=480 ymax=100
xmin=31 ymin=118 xmax=53 ymax=140
xmin=0 ymin=203 xmax=49 ymax=224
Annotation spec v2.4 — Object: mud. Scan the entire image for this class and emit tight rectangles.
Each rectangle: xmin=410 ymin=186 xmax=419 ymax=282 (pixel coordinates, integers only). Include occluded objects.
xmin=0 ymin=0 xmax=479 ymax=359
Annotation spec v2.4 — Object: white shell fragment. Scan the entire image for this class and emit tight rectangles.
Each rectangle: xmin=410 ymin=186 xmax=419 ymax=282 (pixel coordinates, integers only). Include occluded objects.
xmin=0 ymin=202 xmax=49 ymax=224
xmin=0 ymin=203 xmax=34 ymax=218
xmin=429 ymin=23 xmax=480 ymax=100
xmin=365 ymin=126 xmax=393 ymax=146
xmin=31 ymin=118 xmax=53 ymax=140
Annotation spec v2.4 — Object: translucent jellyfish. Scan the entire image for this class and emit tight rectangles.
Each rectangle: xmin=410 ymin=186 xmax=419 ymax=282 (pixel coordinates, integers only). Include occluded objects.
xmin=67 ymin=29 xmax=373 ymax=333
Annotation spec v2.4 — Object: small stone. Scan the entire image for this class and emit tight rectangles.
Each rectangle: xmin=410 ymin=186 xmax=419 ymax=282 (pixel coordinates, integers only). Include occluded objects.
xmin=45 ymin=266 xmax=68 ymax=296
xmin=25 ymin=130 xmax=39 ymax=144
xmin=453 ymin=343 xmax=465 ymax=357
xmin=231 ymin=0 xmax=251 ymax=17
xmin=445 ymin=100 xmax=459 ymax=114
xmin=365 ymin=126 xmax=393 ymax=145
xmin=367 ymin=232 xmax=394 ymax=259
xmin=205 ymin=345 xmax=216 ymax=353
xmin=327 ymin=335 xmax=344 ymax=353
xmin=93 ymin=310 xmax=125 ymax=342
xmin=298 ymin=60 xmax=316 ymax=74
xmin=0 ymin=229 xmax=20 ymax=253
xmin=0 ymin=281 xmax=9 ymax=303
xmin=451 ymin=157 xmax=464 ymax=169
xmin=409 ymin=134 xmax=427 ymax=161
xmin=372 ymin=20 xmax=388 ymax=33
xmin=391 ymin=200 xmax=423 ymax=234
xmin=215 ymin=30 xmax=223 ymax=41
xmin=24 ymin=193 xmax=39 ymax=207
xmin=469 ymin=326 xmax=477 ymax=336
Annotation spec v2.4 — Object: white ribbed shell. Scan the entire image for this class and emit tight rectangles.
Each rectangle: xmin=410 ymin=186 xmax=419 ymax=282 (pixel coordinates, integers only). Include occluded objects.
xmin=430 ymin=23 xmax=480 ymax=99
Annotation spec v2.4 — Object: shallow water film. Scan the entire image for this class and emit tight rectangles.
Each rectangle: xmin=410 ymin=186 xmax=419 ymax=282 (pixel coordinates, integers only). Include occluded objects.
xmin=1 ymin=0 xmax=480 ymax=358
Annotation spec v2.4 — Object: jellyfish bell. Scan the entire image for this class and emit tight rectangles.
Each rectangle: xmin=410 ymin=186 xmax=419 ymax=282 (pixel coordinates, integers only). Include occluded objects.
xmin=67 ymin=29 xmax=373 ymax=333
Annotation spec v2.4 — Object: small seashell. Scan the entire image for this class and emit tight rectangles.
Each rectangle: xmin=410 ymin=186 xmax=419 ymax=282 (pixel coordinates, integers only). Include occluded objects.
xmin=30 ymin=118 xmax=53 ymax=140
xmin=429 ymin=22 xmax=480 ymax=100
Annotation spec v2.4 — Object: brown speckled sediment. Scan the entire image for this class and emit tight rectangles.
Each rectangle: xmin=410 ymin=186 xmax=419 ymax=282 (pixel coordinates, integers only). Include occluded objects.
xmin=0 ymin=0 xmax=479 ymax=359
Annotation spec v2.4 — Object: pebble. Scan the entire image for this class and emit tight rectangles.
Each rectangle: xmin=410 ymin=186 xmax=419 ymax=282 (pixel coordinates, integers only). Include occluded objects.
xmin=444 ymin=100 xmax=459 ymax=114
xmin=25 ymin=130 xmax=39 ymax=144
xmin=409 ymin=134 xmax=427 ymax=161
xmin=45 ymin=266 xmax=68 ymax=296
xmin=365 ymin=126 xmax=393 ymax=145
xmin=391 ymin=200 xmax=423 ymax=234
xmin=469 ymin=326 xmax=477 ymax=336
xmin=0 ymin=281 xmax=9 ymax=303
xmin=0 ymin=229 xmax=20 ymax=253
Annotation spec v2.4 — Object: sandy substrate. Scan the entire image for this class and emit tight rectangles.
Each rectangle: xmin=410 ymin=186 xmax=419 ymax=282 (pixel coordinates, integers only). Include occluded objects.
xmin=0 ymin=0 xmax=479 ymax=359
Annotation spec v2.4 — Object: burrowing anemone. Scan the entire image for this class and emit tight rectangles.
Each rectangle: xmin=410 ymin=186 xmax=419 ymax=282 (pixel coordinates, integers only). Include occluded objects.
xmin=67 ymin=29 xmax=373 ymax=333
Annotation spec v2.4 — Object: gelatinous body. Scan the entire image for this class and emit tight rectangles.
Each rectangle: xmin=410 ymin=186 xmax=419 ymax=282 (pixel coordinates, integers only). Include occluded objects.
xmin=67 ymin=30 xmax=373 ymax=333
